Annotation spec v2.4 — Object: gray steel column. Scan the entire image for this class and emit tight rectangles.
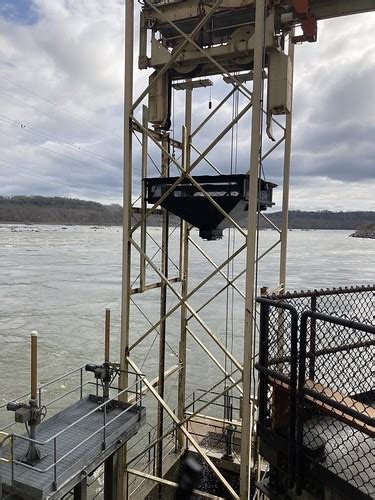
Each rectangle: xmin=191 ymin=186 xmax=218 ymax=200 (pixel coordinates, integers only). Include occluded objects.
xmin=140 ymin=105 xmax=149 ymax=291
xmin=279 ymin=33 xmax=295 ymax=291
xmin=117 ymin=0 xmax=134 ymax=498
xmin=73 ymin=476 xmax=88 ymax=500
xmin=156 ymin=132 xmax=170 ymax=479
xmin=177 ymin=83 xmax=192 ymax=448
xmin=240 ymin=0 xmax=266 ymax=498
xmin=104 ymin=454 xmax=114 ymax=500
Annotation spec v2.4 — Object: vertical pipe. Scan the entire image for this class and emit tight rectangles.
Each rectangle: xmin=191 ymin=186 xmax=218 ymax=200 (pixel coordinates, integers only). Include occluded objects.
xmin=140 ymin=105 xmax=149 ymax=291
xmin=105 ymin=308 xmax=111 ymax=364
xmin=156 ymin=132 xmax=170 ymax=480
xmin=117 ymin=1 xmax=134 ymax=498
xmin=241 ymin=1 xmax=266 ymax=498
xmin=104 ymin=455 xmax=114 ymax=500
xmin=30 ymin=331 xmax=38 ymax=401
xmin=279 ymin=31 xmax=295 ymax=292
xmin=177 ymin=83 xmax=192 ymax=449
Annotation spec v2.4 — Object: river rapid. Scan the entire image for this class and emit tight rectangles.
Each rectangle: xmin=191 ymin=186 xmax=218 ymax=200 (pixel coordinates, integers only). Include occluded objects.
xmin=0 ymin=224 xmax=373 ymax=427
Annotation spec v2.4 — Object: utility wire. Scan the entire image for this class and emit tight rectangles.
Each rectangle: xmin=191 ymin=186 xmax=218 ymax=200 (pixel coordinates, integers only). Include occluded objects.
xmin=0 ymin=157 xmax=120 ymax=196
xmin=133 ymin=131 xmax=161 ymax=175
xmin=0 ymin=158 xmax=81 ymax=191
xmin=0 ymin=75 xmax=119 ymax=139
xmin=0 ymin=113 xmax=121 ymax=166
xmin=0 ymin=127 xmax=120 ymax=177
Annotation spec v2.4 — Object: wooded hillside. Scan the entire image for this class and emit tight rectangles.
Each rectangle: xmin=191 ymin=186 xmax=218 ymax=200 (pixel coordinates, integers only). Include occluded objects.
xmin=0 ymin=196 xmax=374 ymax=230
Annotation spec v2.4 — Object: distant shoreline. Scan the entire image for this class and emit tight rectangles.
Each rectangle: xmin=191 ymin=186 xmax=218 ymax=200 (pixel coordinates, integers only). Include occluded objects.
xmin=0 ymin=222 xmax=359 ymax=231
xmin=0 ymin=196 xmax=374 ymax=231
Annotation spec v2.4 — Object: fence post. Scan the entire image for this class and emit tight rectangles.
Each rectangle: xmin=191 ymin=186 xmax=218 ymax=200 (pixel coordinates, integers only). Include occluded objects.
xmin=103 ymin=403 xmax=107 ymax=451
xmin=53 ymin=437 xmax=57 ymax=490
xmin=309 ymin=295 xmax=317 ymax=380
xmin=296 ymin=312 xmax=309 ymax=495
xmin=258 ymin=302 xmax=269 ymax=425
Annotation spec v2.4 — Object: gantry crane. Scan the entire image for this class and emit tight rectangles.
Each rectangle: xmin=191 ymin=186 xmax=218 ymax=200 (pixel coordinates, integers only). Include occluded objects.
xmin=118 ymin=1 xmax=375 ymax=499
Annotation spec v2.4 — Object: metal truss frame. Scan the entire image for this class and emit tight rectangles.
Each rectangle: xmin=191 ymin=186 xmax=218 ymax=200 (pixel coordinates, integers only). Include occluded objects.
xmin=119 ymin=1 xmax=295 ymax=499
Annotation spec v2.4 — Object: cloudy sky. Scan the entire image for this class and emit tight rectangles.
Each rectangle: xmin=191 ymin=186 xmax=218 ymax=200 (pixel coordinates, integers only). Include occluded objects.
xmin=0 ymin=0 xmax=374 ymax=211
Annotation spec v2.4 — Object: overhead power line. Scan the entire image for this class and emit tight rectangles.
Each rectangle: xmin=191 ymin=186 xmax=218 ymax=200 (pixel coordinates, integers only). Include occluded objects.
xmin=0 ymin=127 xmax=120 ymax=177
xmin=0 ymin=75 xmax=120 ymax=139
xmin=0 ymin=112 xmax=121 ymax=166
xmin=0 ymin=157 xmax=120 ymax=197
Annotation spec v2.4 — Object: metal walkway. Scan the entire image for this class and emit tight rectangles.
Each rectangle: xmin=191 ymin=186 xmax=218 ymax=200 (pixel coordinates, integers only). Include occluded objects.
xmin=1 ymin=396 xmax=145 ymax=499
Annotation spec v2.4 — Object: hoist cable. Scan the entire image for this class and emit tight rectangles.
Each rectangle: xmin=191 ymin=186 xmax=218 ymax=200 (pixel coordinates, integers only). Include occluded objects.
xmin=223 ymin=83 xmax=240 ymax=423
xmin=252 ymin=3 xmax=269 ymax=412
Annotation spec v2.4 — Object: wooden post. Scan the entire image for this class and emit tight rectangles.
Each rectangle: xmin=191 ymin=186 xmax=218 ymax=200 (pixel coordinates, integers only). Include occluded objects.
xmin=105 ymin=308 xmax=111 ymax=363
xmin=31 ymin=331 xmax=38 ymax=401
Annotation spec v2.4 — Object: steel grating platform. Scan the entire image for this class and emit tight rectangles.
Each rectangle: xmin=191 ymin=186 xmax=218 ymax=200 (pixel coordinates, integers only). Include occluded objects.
xmin=1 ymin=396 xmax=146 ymax=499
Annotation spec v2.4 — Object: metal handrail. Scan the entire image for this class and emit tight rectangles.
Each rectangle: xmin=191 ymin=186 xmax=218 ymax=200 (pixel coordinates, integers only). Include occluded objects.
xmin=0 ymin=380 xmax=92 ymax=433
xmin=1 ymin=365 xmax=142 ymax=410
xmin=0 ymin=365 xmax=87 ymax=411
xmin=256 ymin=297 xmax=299 ymax=489
xmin=295 ymin=310 xmax=375 ymax=495
xmin=1 ymin=374 xmax=144 ymax=492
xmin=267 ymin=284 xmax=375 ymax=301
xmin=11 ymin=378 xmax=141 ymax=447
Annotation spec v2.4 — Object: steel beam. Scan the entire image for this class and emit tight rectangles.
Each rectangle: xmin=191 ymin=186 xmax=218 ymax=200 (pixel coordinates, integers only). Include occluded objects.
xmin=131 ymin=0 xmax=224 ymax=113
xmin=240 ymin=0 xmax=266 ymax=497
xmin=129 ymin=236 xmax=243 ymax=372
xmin=127 ymin=358 xmax=240 ymax=499
xmin=117 ymin=1 xmax=134 ymax=498
xmin=279 ymin=33 xmax=295 ymax=291
xmin=177 ymin=96 xmax=191 ymax=450
xmin=129 ymin=242 xmax=247 ymax=353
xmin=310 ymin=0 xmax=375 ymax=19
xmin=140 ymin=105 xmax=148 ymax=292
xmin=156 ymin=133 xmax=170 ymax=480
xmin=188 ymin=236 xmax=245 ymax=300
xmin=187 ymin=327 xmax=243 ymax=396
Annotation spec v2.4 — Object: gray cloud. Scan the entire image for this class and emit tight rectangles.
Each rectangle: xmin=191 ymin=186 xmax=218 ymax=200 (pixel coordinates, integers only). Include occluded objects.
xmin=0 ymin=2 xmax=374 ymax=210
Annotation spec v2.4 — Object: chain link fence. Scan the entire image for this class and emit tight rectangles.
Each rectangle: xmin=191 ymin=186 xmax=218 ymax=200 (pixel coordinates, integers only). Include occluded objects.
xmin=256 ymin=285 xmax=374 ymax=499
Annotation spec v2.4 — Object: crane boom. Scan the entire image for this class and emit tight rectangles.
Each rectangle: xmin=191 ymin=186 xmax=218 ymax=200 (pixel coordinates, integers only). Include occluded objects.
xmin=308 ymin=0 xmax=375 ymax=20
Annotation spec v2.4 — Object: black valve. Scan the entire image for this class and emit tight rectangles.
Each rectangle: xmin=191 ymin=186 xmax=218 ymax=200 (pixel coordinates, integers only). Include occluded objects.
xmin=85 ymin=363 xmax=111 ymax=383
xmin=6 ymin=401 xmax=24 ymax=412
xmin=7 ymin=399 xmax=41 ymax=425
xmin=85 ymin=363 xmax=99 ymax=373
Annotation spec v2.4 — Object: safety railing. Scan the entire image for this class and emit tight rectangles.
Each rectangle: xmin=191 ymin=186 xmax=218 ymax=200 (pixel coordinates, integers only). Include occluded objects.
xmin=296 ymin=311 xmax=374 ymax=498
xmin=255 ymin=284 xmax=375 ymax=499
xmin=0 ymin=365 xmax=91 ymax=433
xmin=0 ymin=368 xmax=144 ymax=493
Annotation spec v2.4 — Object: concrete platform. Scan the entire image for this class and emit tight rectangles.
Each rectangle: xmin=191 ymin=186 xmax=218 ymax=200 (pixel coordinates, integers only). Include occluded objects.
xmin=1 ymin=396 xmax=145 ymax=499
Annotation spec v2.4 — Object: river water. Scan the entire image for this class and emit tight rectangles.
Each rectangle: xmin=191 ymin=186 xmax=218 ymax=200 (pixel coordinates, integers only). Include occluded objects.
xmin=0 ymin=224 xmax=374 ymax=427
